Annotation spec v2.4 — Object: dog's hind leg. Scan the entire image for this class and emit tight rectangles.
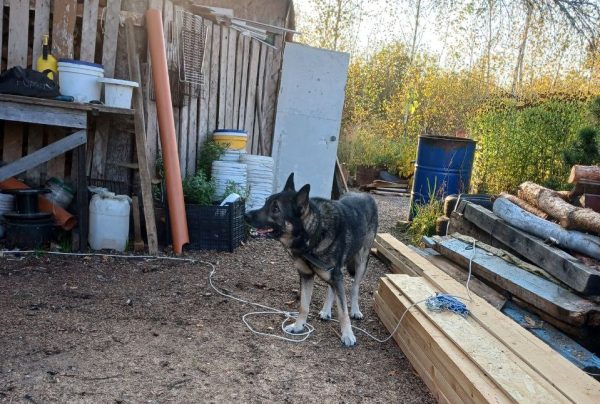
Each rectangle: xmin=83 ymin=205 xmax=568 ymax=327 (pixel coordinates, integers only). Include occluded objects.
xmin=350 ymin=245 xmax=370 ymax=320
xmin=319 ymin=286 xmax=334 ymax=320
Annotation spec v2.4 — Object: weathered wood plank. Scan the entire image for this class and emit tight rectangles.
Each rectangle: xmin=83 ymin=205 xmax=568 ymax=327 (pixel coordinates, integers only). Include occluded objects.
xmin=0 ymin=101 xmax=87 ymax=128
xmin=0 ymin=94 xmax=133 ymax=115
xmin=253 ymin=43 xmax=267 ymax=154
xmin=0 ymin=130 xmax=86 ymax=181
xmin=197 ymin=21 xmax=212 ymax=159
xmin=218 ymin=26 xmax=229 ymax=128
xmin=232 ymin=32 xmax=244 ymax=129
xmin=101 ymin=0 xmax=122 ymax=77
xmin=0 ymin=0 xmax=4 ymax=71
xmin=51 ymin=0 xmax=77 ymax=59
xmin=144 ymin=0 xmax=164 ymax=177
xmin=126 ymin=20 xmax=159 ymax=255
xmin=237 ymin=35 xmax=250 ymax=130
xmin=410 ymin=246 xmax=507 ymax=310
xmin=32 ymin=0 xmax=51 ymax=71
xmin=186 ymin=96 xmax=198 ymax=176
xmin=91 ymin=0 xmax=122 ymax=178
xmin=46 ymin=130 xmax=67 ymax=179
xmin=225 ymin=29 xmax=237 ymax=129
xmin=208 ymin=22 xmax=220 ymax=134
xmin=375 ymin=233 xmax=600 ymax=402
xmin=388 ymin=275 xmax=569 ymax=403
xmin=7 ymin=0 xmax=30 ymax=68
xmin=502 ymin=301 xmax=600 ymax=374
xmin=25 ymin=125 xmax=46 ymax=185
xmin=179 ymin=96 xmax=190 ymax=176
xmin=261 ymin=35 xmax=285 ymax=155
xmin=458 ymin=200 xmax=600 ymax=295
xmin=244 ymin=40 xmax=259 ymax=148
xmin=80 ymin=0 xmax=100 ymax=62
xmin=432 ymin=235 xmax=600 ymax=327
xmin=1 ymin=122 xmax=22 ymax=164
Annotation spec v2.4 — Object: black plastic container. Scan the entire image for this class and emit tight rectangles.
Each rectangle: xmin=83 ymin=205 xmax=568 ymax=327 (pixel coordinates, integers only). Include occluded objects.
xmin=185 ymin=200 xmax=246 ymax=252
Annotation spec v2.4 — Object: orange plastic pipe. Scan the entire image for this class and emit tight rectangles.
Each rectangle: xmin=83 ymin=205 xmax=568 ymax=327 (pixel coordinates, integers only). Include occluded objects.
xmin=0 ymin=178 xmax=77 ymax=231
xmin=146 ymin=9 xmax=189 ymax=254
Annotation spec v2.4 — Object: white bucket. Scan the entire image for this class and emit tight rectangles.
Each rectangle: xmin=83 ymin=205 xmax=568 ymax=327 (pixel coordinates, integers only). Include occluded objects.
xmin=58 ymin=60 xmax=104 ymax=103
xmin=241 ymin=155 xmax=274 ymax=210
xmin=212 ymin=161 xmax=248 ymax=200
xmin=98 ymin=78 xmax=139 ymax=108
xmin=89 ymin=193 xmax=131 ymax=251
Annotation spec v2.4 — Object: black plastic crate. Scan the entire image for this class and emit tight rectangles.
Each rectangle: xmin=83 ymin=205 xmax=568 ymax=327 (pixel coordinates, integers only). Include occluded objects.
xmin=185 ymin=199 xmax=246 ymax=252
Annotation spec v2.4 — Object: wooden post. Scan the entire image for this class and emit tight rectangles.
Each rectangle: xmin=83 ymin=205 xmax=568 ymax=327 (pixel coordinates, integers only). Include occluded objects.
xmin=126 ymin=21 xmax=159 ymax=255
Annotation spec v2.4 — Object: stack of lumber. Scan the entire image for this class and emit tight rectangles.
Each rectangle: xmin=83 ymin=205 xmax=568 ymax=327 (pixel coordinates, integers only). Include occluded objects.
xmin=373 ymin=233 xmax=600 ymax=403
xmin=359 ymin=180 xmax=409 ymax=197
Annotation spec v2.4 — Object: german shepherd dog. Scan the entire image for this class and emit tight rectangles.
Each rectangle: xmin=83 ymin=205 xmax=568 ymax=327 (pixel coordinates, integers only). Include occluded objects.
xmin=244 ymin=173 xmax=378 ymax=346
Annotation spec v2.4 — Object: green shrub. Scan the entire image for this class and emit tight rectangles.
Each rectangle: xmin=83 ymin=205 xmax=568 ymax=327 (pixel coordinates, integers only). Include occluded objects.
xmin=408 ymin=197 xmax=444 ymax=245
xmin=182 ymin=171 xmax=215 ymax=205
xmin=469 ymin=99 xmax=588 ymax=193
xmin=562 ymin=127 xmax=600 ymax=166
xmin=197 ymin=140 xmax=228 ymax=180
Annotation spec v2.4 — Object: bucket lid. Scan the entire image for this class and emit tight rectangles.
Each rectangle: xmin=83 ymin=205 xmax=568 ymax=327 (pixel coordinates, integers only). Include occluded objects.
xmin=214 ymin=129 xmax=247 ymax=134
xmin=98 ymin=77 xmax=140 ymax=87
xmin=58 ymin=59 xmax=104 ymax=70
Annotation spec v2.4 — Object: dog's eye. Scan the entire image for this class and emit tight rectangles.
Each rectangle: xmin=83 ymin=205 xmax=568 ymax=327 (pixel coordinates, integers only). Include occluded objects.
xmin=271 ymin=204 xmax=280 ymax=214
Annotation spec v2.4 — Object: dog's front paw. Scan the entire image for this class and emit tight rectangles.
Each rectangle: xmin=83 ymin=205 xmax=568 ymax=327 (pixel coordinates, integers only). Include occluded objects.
xmin=350 ymin=310 xmax=364 ymax=320
xmin=319 ymin=310 xmax=332 ymax=321
xmin=341 ymin=331 xmax=357 ymax=347
xmin=284 ymin=322 xmax=306 ymax=334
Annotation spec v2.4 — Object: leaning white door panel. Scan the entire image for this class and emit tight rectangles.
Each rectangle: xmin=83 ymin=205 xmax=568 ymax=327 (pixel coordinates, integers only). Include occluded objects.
xmin=272 ymin=43 xmax=350 ymax=198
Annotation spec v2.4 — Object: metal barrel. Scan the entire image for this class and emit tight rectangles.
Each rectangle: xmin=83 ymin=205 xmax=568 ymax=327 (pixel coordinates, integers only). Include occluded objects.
xmin=409 ymin=135 xmax=476 ymax=218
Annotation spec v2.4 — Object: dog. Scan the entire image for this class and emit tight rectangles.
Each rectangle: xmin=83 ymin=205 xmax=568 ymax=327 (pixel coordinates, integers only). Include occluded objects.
xmin=244 ymin=173 xmax=378 ymax=346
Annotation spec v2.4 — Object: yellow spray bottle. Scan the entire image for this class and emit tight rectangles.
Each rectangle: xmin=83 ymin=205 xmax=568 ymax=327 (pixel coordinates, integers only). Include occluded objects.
xmin=36 ymin=35 xmax=58 ymax=80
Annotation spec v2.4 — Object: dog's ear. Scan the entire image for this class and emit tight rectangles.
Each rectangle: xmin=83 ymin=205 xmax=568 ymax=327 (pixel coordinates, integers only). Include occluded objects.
xmin=295 ymin=184 xmax=310 ymax=214
xmin=284 ymin=172 xmax=295 ymax=192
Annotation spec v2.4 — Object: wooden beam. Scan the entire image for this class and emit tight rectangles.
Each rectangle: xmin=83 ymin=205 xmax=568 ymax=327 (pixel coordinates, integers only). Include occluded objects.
xmin=502 ymin=301 xmax=600 ymax=374
xmin=0 ymin=130 xmax=86 ymax=181
xmin=410 ymin=246 xmax=507 ymax=311
xmin=458 ymin=200 xmax=600 ymax=295
xmin=432 ymin=235 xmax=600 ymax=327
xmin=375 ymin=278 xmax=513 ymax=403
xmin=387 ymin=274 xmax=569 ymax=402
xmin=375 ymin=233 xmax=600 ymax=402
xmin=126 ymin=21 xmax=159 ymax=255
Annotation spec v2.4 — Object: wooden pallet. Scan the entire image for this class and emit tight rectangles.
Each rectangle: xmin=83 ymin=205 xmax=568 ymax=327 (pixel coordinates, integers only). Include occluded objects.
xmin=373 ymin=233 xmax=600 ymax=403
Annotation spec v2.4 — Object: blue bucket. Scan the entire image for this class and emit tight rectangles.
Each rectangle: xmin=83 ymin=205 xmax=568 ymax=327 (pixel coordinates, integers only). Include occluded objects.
xmin=409 ymin=135 xmax=476 ymax=218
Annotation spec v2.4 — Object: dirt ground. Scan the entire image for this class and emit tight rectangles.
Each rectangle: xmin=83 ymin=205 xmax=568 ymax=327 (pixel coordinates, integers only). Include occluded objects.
xmin=0 ymin=194 xmax=435 ymax=403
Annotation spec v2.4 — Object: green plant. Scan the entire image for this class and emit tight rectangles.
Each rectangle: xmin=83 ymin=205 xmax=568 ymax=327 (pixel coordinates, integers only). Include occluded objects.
xmin=407 ymin=196 xmax=444 ymax=245
xmin=197 ymin=140 xmax=228 ymax=180
xmin=223 ymin=180 xmax=249 ymax=200
xmin=469 ymin=99 xmax=587 ymax=193
xmin=182 ymin=171 xmax=216 ymax=205
xmin=562 ymin=126 xmax=600 ymax=166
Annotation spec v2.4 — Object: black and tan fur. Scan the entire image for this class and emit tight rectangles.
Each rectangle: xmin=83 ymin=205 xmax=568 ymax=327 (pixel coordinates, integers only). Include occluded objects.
xmin=244 ymin=173 xmax=378 ymax=346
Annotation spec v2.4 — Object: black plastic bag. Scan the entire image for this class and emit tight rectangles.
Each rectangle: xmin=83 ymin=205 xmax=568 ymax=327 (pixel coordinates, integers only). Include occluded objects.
xmin=0 ymin=66 xmax=60 ymax=98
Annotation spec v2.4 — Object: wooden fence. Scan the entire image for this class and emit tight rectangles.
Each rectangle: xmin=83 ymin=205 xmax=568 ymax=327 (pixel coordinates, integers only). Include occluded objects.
xmin=0 ymin=0 xmax=289 ymax=187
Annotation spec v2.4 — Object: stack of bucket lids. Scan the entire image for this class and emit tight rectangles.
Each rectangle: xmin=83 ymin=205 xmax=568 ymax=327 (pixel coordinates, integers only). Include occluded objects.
xmin=220 ymin=149 xmax=247 ymax=162
xmin=241 ymin=154 xmax=274 ymax=210
xmin=212 ymin=160 xmax=248 ymax=201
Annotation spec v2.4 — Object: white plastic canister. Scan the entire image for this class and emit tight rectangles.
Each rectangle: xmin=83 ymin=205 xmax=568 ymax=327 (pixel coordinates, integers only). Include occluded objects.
xmin=88 ymin=193 xmax=131 ymax=251
xmin=98 ymin=77 xmax=139 ymax=108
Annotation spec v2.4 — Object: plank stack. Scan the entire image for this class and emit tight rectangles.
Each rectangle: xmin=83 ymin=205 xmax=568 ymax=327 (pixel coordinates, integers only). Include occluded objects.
xmin=373 ymin=233 xmax=600 ymax=403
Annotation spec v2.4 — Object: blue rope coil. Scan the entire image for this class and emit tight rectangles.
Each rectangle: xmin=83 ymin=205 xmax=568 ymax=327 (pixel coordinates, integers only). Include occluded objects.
xmin=426 ymin=293 xmax=470 ymax=318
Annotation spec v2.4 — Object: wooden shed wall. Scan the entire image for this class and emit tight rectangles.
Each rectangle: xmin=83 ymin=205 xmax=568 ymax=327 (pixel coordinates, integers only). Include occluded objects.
xmin=0 ymin=0 xmax=293 ymax=187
